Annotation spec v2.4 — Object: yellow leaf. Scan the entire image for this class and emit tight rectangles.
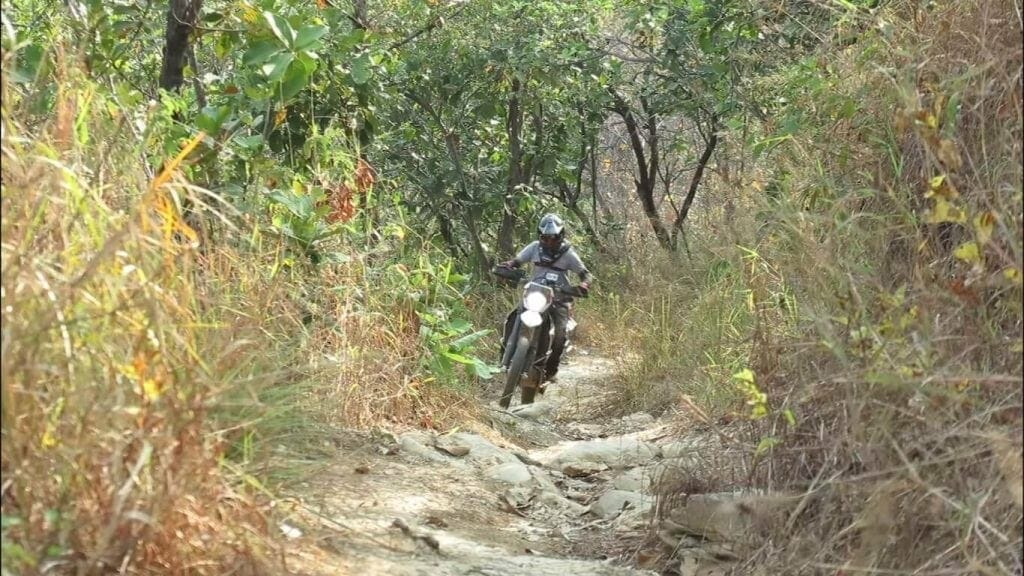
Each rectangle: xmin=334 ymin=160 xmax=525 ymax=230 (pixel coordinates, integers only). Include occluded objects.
xmin=926 ymin=197 xmax=967 ymax=224
xmin=953 ymin=241 xmax=980 ymax=264
xmin=118 ymin=362 xmax=139 ymax=379
xmin=733 ymin=368 xmax=755 ymax=383
xmin=41 ymin=427 xmax=58 ymax=448
xmin=1003 ymin=267 xmax=1022 ymax=284
xmin=142 ymin=378 xmax=162 ymax=401
xmin=973 ymin=211 xmax=996 ymax=245
xmin=239 ymin=1 xmax=259 ymax=23
xmin=914 ymin=110 xmax=938 ymax=129
xmin=925 ymin=174 xmax=958 ymax=199
xmin=275 ymin=108 xmax=288 ymax=127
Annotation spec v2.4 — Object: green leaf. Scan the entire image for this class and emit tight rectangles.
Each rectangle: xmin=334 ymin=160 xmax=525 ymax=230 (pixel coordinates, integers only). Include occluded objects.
xmin=243 ymin=40 xmax=282 ymax=66
xmin=448 ymin=318 xmax=472 ymax=334
xmin=450 ymin=329 xmax=492 ymax=350
xmin=755 ymin=436 xmax=780 ymax=455
xmin=311 ymin=225 xmax=347 ymax=242
xmin=268 ymin=190 xmax=313 ymax=218
xmin=294 ymin=24 xmax=329 ymax=51
xmin=1 ymin=515 xmax=23 ymax=529
xmin=233 ymin=134 xmax=264 ymax=150
xmin=196 ymin=105 xmax=231 ymax=134
xmin=442 ymin=351 xmax=475 ymax=365
xmin=277 ymin=61 xmax=310 ymax=101
xmin=263 ymin=11 xmax=296 ymax=48
xmin=472 ymin=360 xmax=497 ymax=380
xmin=782 ymin=409 xmax=797 ymax=427
xmin=350 ymin=52 xmax=372 ymax=85
xmin=12 ymin=42 xmax=44 ymax=84
xmin=262 ymin=52 xmax=294 ymax=82
xmin=336 ymin=28 xmax=365 ymax=52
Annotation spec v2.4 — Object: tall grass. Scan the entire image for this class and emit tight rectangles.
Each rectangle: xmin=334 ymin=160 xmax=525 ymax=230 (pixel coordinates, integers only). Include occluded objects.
xmin=0 ymin=53 xmax=278 ymax=572
xmin=579 ymin=244 xmax=754 ymax=417
xmin=634 ymin=0 xmax=1023 ymax=572
xmin=0 ymin=45 xmax=480 ymax=573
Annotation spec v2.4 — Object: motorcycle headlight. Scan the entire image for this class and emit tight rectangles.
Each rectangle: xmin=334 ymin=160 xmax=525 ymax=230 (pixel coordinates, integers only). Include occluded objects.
xmin=523 ymin=291 xmax=549 ymax=312
xmin=521 ymin=310 xmax=543 ymax=327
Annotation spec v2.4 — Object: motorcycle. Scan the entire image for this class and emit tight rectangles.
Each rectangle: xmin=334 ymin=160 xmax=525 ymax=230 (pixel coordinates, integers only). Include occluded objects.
xmin=492 ymin=264 xmax=587 ymax=409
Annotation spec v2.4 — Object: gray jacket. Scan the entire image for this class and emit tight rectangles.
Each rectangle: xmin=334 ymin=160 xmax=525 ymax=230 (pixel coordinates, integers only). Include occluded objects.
xmin=512 ymin=241 xmax=591 ymax=298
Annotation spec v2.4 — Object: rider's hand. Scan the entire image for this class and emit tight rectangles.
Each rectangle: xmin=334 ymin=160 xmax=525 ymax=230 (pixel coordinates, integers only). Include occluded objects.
xmin=578 ymin=281 xmax=590 ymax=295
xmin=499 ymin=260 xmax=516 ymax=268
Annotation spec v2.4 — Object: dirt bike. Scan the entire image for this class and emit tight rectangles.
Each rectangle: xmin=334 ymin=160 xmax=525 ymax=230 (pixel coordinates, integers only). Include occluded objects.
xmin=492 ymin=264 xmax=587 ymax=409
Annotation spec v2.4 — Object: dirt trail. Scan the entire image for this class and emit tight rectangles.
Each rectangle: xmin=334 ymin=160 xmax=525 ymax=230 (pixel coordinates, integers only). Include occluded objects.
xmin=279 ymin=351 xmax=714 ymax=576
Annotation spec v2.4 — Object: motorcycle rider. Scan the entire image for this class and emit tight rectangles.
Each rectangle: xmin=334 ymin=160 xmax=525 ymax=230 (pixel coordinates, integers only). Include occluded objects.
xmin=499 ymin=213 xmax=592 ymax=384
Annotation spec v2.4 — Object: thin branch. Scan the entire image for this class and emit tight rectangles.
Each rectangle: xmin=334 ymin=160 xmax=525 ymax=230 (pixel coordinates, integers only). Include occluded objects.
xmin=387 ymin=1 xmax=470 ymax=52
xmin=187 ymin=45 xmax=207 ymax=109
xmin=671 ymin=118 xmax=719 ymax=241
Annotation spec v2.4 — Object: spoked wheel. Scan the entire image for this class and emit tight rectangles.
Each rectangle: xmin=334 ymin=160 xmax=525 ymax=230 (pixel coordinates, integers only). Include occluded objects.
xmin=520 ymin=366 xmax=543 ymax=404
xmin=499 ymin=335 xmax=531 ymax=409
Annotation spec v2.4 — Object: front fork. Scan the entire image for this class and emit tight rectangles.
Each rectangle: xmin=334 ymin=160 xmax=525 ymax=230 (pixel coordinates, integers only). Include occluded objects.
xmin=504 ymin=319 xmax=544 ymax=395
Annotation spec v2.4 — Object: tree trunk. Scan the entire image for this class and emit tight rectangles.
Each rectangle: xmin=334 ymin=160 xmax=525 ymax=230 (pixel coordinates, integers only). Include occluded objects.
xmin=670 ymin=127 xmax=719 ymax=248
xmin=497 ymin=76 xmax=524 ymax=257
xmin=159 ymin=0 xmax=202 ymax=92
xmin=610 ymin=90 xmax=672 ymax=250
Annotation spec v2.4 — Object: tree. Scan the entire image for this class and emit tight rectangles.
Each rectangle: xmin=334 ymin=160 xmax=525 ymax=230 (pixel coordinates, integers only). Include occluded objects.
xmin=160 ymin=0 xmax=203 ymax=92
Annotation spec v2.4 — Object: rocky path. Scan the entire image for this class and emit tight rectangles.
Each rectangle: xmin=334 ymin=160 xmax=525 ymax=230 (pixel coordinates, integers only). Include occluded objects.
xmin=279 ymin=351 xmax=747 ymax=576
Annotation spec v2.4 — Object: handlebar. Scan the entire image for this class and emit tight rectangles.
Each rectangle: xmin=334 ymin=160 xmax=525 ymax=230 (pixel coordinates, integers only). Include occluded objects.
xmin=491 ymin=265 xmax=588 ymax=298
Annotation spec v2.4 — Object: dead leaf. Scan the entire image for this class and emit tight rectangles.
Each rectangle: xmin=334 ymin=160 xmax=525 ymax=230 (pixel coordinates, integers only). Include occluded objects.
xmin=937 ymin=139 xmax=962 ymax=171
xmin=973 ymin=211 xmax=996 ymax=245
xmin=990 ymin=435 xmax=1023 ymax=509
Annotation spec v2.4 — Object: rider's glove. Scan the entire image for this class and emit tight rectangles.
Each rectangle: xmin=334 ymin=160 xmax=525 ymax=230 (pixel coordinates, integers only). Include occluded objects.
xmin=500 ymin=260 xmax=517 ymax=268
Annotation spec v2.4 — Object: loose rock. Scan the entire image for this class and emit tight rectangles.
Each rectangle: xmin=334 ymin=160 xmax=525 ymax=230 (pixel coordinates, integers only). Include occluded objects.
xmin=590 ymin=489 xmax=652 ymax=519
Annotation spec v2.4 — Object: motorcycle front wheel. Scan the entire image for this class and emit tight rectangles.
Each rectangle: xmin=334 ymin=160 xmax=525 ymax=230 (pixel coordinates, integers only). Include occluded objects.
xmin=499 ymin=334 xmax=532 ymax=409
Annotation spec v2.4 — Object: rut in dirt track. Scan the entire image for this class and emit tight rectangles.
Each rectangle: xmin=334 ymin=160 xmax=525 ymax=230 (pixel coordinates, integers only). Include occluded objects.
xmin=274 ymin=351 xmax=726 ymax=576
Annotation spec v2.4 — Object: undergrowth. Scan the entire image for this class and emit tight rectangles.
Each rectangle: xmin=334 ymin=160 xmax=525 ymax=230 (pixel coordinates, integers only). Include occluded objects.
xmin=634 ymin=0 xmax=1023 ymax=573
xmin=0 ymin=44 xmax=488 ymax=573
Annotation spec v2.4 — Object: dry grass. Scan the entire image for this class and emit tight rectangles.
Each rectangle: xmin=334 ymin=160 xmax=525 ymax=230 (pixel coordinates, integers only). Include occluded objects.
xmin=640 ymin=0 xmax=1024 ymax=573
xmin=0 ymin=63 xmax=277 ymax=572
xmin=582 ymin=0 xmax=1023 ymax=573
xmin=578 ymin=245 xmax=754 ymax=419
xmin=0 ymin=46 xmax=479 ymax=573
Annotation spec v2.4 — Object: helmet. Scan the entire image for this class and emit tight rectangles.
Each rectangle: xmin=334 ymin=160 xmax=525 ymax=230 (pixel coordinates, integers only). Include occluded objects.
xmin=537 ymin=213 xmax=565 ymax=249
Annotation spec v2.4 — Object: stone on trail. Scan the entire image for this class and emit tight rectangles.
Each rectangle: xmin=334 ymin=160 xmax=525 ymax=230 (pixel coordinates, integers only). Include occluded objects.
xmin=562 ymin=460 xmax=609 ymax=478
xmin=662 ymin=492 xmax=799 ymax=543
xmin=621 ymin=412 xmax=656 ymax=428
xmin=532 ymin=436 xmax=659 ymax=473
xmin=486 ymin=461 xmax=534 ymax=485
xmin=589 ymin=489 xmax=652 ymax=519
xmin=611 ymin=466 xmax=655 ymax=493
xmin=450 ymin=431 xmax=522 ymax=466
xmin=508 ymin=400 xmax=556 ymax=421
xmin=434 ymin=437 xmax=471 ymax=457
xmin=398 ymin=432 xmax=450 ymax=464
xmin=659 ymin=437 xmax=711 ymax=459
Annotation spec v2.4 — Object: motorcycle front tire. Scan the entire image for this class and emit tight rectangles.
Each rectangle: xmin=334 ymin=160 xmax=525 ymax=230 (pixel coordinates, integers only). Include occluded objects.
xmin=499 ymin=334 xmax=531 ymax=409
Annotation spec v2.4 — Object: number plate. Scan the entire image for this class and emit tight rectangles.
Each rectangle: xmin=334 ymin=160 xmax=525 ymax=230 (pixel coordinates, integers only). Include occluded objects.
xmin=544 ymin=272 xmax=560 ymax=282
